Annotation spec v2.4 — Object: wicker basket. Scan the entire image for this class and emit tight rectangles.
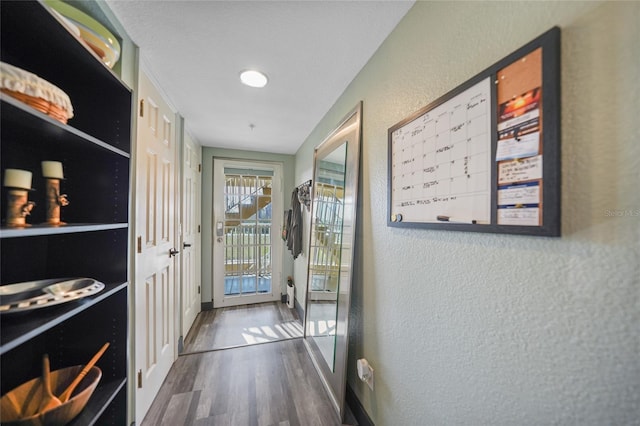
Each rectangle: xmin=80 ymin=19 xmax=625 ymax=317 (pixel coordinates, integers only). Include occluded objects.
xmin=1 ymin=88 xmax=69 ymax=124
xmin=1 ymin=62 xmax=74 ymax=124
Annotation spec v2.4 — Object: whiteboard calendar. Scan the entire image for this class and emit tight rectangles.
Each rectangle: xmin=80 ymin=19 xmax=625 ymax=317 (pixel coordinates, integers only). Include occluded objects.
xmin=389 ymin=77 xmax=492 ymax=224
xmin=387 ymin=27 xmax=560 ymax=236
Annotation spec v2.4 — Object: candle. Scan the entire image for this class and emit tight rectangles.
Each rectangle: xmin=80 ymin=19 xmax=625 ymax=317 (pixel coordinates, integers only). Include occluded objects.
xmin=3 ymin=169 xmax=32 ymax=189
xmin=41 ymin=161 xmax=64 ymax=179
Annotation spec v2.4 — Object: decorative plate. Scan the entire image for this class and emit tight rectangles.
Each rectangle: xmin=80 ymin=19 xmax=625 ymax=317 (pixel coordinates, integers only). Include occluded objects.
xmin=0 ymin=278 xmax=105 ymax=314
xmin=43 ymin=0 xmax=121 ymax=68
xmin=70 ymin=19 xmax=120 ymax=68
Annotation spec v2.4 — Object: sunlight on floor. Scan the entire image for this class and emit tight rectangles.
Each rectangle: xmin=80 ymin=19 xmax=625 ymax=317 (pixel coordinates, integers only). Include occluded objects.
xmin=241 ymin=321 xmax=303 ymax=345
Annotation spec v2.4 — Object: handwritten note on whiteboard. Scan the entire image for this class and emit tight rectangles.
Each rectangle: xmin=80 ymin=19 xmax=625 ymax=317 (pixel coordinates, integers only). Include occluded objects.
xmin=390 ymin=77 xmax=492 ymax=224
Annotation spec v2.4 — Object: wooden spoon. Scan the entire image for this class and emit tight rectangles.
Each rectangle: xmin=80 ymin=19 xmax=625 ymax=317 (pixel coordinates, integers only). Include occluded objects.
xmin=38 ymin=354 xmax=62 ymax=413
xmin=58 ymin=342 xmax=110 ymax=403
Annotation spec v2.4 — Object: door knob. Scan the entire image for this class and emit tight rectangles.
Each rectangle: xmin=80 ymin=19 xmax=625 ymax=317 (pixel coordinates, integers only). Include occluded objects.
xmin=183 ymin=242 xmax=192 ymax=249
xmin=169 ymin=248 xmax=180 ymax=257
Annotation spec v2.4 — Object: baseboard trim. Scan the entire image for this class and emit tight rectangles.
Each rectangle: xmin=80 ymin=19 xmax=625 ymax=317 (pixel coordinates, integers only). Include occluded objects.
xmin=201 ymin=301 xmax=213 ymax=311
xmin=345 ymin=383 xmax=374 ymax=426
xmin=294 ymin=297 xmax=304 ymax=322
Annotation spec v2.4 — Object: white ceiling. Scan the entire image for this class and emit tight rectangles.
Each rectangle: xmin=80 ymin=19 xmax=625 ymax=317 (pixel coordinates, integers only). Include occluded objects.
xmin=106 ymin=0 xmax=414 ymax=154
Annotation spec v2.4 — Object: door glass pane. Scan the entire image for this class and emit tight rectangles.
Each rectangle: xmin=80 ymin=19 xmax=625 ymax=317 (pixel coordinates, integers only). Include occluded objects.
xmin=223 ymin=173 xmax=273 ymax=296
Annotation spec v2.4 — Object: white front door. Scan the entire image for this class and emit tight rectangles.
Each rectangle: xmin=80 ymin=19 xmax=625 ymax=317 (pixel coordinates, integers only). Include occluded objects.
xmin=212 ymin=159 xmax=283 ymax=308
xmin=181 ymin=132 xmax=201 ymax=338
xmin=134 ymin=70 xmax=178 ymax=424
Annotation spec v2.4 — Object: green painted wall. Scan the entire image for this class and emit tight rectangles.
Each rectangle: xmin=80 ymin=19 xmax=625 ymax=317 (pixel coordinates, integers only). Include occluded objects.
xmin=295 ymin=1 xmax=639 ymax=424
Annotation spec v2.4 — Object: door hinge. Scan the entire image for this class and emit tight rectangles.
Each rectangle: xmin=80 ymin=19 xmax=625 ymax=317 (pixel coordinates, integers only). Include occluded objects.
xmin=137 ymin=369 xmax=143 ymax=388
xmin=139 ymin=99 xmax=144 ymax=117
xmin=198 ymin=225 xmax=201 ymax=233
xmin=198 ymin=285 xmax=201 ymax=294
xmin=198 ymin=163 xmax=201 ymax=172
xmin=137 ymin=236 xmax=142 ymax=253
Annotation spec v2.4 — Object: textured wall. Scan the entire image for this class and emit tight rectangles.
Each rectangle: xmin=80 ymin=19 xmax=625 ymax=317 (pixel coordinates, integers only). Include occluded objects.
xmin=201 ymin=148 xmax=296 ymax=304
xmin=293 ymin=131 xmax=316 ymax=312
xmin=294 ymin=1 xmax=639 ymax=425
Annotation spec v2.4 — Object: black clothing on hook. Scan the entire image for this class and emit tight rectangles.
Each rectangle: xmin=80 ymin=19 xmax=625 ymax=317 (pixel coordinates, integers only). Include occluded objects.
xmin=287 ymin=188 xmax=302 ymax=259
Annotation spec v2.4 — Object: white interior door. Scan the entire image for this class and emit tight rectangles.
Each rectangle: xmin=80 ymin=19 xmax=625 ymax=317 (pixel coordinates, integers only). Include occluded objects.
xmin=212 ymin=159 xmax=283 ymax=308
xmin=134 ymin=69 xmax=178 ymax=424
xmin=181 ymin=132 xmax=201 ymax=338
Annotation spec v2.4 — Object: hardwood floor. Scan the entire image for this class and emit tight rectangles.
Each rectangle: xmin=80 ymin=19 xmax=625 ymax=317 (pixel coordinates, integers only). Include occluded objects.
xmin=142 ymin=302 xmax=348 ymax=425
xmin=183 ymin=302 xmax=303 ymax=353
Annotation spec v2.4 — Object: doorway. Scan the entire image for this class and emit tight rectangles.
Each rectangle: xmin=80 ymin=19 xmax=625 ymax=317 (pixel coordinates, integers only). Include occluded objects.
xmin=212 ymin=159 xmax=283 ymax=308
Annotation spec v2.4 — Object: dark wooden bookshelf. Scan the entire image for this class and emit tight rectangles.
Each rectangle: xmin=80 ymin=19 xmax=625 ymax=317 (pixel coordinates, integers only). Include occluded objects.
xmin=1 ymin=1 xmax=131 ymax=424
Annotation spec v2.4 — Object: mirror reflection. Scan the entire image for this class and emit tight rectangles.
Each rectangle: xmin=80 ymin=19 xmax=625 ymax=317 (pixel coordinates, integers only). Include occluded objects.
xmin=306 ymin=143 xmax=347 ymax=371
xmin=303 ymin=102 xmax=361 ymax=419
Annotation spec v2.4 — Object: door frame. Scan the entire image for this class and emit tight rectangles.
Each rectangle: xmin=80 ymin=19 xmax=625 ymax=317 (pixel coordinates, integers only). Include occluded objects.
xmin=212 ymin=159 xmax=284 ymax=308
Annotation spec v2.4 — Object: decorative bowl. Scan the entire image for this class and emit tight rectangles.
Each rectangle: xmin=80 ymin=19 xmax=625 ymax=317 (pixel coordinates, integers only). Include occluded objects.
xmin=0 ymin=366 xmax=101 ymax=426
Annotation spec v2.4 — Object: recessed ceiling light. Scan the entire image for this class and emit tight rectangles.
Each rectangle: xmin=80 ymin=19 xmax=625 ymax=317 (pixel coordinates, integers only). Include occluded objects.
xmin=240 ymin=70 xmax=268 ymax=88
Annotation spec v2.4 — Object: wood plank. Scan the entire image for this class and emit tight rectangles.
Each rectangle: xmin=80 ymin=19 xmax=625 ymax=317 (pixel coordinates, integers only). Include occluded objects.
xmin=142 ymin=339 xmax=343 ymax=426
xmin=182 ymin=302 xmax=302 ymax=353
xmin=161 ymin=391 xmax=199 ymax=425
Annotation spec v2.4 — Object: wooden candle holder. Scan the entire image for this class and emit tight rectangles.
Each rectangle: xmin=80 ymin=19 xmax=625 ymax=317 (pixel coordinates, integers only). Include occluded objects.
xmin=6 ymin=188 xmax=35 ymax=227
xmin=44 ymin=178 xmax=69 ymax=226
